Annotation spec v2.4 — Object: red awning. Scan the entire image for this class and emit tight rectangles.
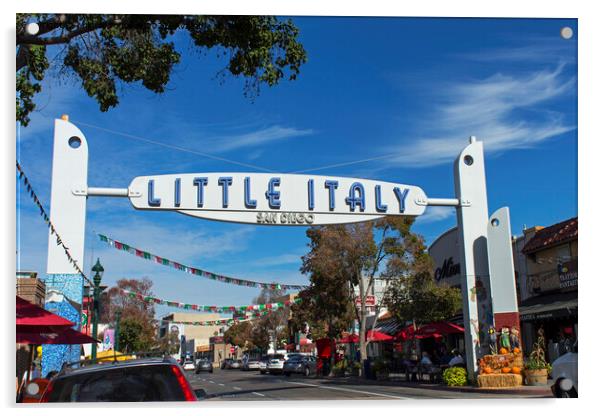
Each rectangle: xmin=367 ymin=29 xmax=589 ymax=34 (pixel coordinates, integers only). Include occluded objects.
xmin=16 ymin=296 xmax=74 ymax=327
xmin=337 ymin=330 xmax=394 ymax=343
xmin=366 ymin=329 xmax=394 ymax=342
xmin=17 ymin=327 xmax=99 ymax=345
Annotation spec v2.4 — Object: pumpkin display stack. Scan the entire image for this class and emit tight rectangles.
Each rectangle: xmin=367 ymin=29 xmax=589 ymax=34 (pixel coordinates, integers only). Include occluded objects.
xmin=477 ymin=326 xmax=524 ymax=388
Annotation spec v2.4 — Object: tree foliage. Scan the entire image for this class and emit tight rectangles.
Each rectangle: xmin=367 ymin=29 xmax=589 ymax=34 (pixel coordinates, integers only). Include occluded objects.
xmin=292 ymin=217 xmax=441 ymax=372
xmin=250 ymin=286 xmax=290 ymax=351
xmin=16 ymin=14 xmax=307 ymax=125
xmin=383 ymin=241 xmax=462 ymax=326
xmin=100 ymin=278 xmax=157 ymax=353
xmin=224 ymin=321 xmax=253 ymax=348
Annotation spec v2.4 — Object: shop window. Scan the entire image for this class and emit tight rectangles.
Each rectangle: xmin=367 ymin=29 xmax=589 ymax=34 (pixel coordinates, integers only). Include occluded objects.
xmin=557 ymin=244 xmax=571 ymax=262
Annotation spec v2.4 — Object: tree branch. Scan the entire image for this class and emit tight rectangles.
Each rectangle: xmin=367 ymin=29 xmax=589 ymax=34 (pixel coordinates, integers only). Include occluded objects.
xmin=17 ymin=18 xmax=115 ymax=46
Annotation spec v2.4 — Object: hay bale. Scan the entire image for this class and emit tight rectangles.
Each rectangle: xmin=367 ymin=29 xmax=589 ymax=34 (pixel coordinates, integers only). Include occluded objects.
xmin=477 ymin=373 xmax=523 ymax=388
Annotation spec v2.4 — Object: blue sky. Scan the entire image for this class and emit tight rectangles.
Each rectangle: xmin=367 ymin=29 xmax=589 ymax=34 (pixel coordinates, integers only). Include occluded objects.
xmin=16 ymin=17 xmax=577 ymax=318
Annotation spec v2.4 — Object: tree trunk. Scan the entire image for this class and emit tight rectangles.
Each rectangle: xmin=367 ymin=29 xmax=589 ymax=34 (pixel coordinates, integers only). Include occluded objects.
xmin=358 ymin=274 xmax=367 ymax=377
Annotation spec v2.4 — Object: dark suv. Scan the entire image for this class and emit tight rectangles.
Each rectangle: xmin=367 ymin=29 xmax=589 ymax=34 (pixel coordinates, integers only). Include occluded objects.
xmin=40 ymin=357 xmax=204 ymax=402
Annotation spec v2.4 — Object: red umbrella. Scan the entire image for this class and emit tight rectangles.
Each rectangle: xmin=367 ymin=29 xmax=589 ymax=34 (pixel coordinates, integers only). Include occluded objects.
xmin=337 ymin=334 xmax=359 ymax=344
xmin=16 ymin=296 xmax=74 ymax=327
xmin=416 ymin=322 xmax=464 ymax=337
xmin=395 ymin=322 xmax=464 ymax=340
xmin=17 ymin=327 xmax=99 ymax=345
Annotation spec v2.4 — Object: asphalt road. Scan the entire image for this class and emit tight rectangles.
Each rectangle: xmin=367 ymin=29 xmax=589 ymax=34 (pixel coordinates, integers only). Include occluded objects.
xmin=185 ymin=368 xmax=552 ymax=401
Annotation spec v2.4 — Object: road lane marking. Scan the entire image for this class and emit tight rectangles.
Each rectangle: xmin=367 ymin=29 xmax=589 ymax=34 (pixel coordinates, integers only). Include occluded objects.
xmin=209 ymin=381 xmax=215 ymax=383
xmin=218 ymin=383 xmax=225 ymax=386
xmin=233 ymin=386 xmax=242 ymax=390
xmin=286 ymin=381 xmax=409 ymax=400
xmin=252 ymin=392 xmax=265 ymax=397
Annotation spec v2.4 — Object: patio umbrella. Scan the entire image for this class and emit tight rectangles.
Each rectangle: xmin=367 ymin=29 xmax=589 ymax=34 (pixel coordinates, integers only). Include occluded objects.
xmin=16 ymin=296 xmax=74 ymax=327
xmin=17 ymin=327 xmax=99 ymax=345
xmin=415 ymin=322 xmax=464 ymax=337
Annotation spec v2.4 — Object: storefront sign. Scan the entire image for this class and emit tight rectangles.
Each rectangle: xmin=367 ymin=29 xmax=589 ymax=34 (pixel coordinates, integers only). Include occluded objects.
xmin=434 ymin=256 xmax=461 ymax=281
xmin=355 ymin=295 xmax=376 ymax=307
xmin=529 ymin=259 xmax=578 ymax=294
xmin=559 ymin=259 xmax=578 ymax=290
xmin=128 ymin=173 xmax=427 ymax=225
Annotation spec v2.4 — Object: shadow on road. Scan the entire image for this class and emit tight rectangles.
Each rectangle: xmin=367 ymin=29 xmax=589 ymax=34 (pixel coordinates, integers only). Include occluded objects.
xmin=204 ymin=385 xmax=315 ymax=400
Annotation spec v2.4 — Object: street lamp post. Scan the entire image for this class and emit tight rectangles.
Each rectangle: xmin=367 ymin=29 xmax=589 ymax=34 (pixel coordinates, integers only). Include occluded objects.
xmin=114 ymin=310 xmax=122 ymax=353
xmin=91 ymin=258 xmax=104 ymax=361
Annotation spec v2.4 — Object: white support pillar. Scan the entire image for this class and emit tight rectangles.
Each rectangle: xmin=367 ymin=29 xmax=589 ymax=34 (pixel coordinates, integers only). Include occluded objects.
xmin=488 ymin=207 xmax=520 ymax=333
xmin=453 ymin=136 xmax=490 ymax=382
xmin=46 ymin=118 xmax=89 ymax=273
xmin=43 ymin=117 xmax=90 ymax=375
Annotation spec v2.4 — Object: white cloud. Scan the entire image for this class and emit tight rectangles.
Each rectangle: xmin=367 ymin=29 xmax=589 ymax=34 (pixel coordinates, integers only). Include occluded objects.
xmin=415 ymin=206 xmax=456 ymax=224
xmin=383 ymin=65 xmax=575 ymax=168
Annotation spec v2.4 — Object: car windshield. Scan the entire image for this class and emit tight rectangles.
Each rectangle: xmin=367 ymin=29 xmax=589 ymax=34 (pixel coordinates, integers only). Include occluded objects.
xmin=286 ymin=354 xmax=302 ymax=360
xmin=46 ymin=364 xmax=187 ymax=402
xmin=272 ymin=354 xmax=284 ymax=360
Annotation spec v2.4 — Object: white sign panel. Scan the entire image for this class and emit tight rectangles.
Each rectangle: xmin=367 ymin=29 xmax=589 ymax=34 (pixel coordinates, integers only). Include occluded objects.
xmin=128 ymin=173 xmax=427 ymax=225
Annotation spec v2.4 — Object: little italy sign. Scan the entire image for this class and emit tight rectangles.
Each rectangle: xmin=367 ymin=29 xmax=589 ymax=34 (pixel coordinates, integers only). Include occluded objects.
xmin=128 ymin=173 xmax=428 ymax=225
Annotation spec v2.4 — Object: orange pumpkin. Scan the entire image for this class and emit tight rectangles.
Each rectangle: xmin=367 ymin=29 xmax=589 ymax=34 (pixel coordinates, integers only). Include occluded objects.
xmin=513 ymin=347 xmax=521 ymax=354
xmin=483 ymin=367 xmax=493 ymax=374
xmin=501 ymin=367 xmax=511 ymax=373
xmin=499 ymin=347 xmax=508 ymax=354
xmin=511 ymin=367 xmax=521 ymax=374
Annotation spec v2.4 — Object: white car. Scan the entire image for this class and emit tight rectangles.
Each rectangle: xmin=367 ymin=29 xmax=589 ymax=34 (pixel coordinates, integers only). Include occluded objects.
xmin=551 ymin=344 xmax=578 ymax=398
xmin=267 ymin=353 xmax=304 ymax=374
xmin=182 ymin=360 xmax=196 ymax=371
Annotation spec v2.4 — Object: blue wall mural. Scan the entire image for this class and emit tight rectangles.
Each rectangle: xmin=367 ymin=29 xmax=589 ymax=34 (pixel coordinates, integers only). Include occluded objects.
xmin=41 ymin=274 xmax=83 ymax=376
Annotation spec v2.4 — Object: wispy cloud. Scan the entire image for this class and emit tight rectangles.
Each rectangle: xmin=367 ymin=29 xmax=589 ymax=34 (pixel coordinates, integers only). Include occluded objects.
xmin=384 ymin=64 xmax=575 ymax=168
xmin=415 ymin=206 xmax=456 ymax=224
xmin=249 ymin=253 xmax=304 ymax=267
xmin=457 ymin=39 xmax=576 ymax=65
xmin=209 ymin=125 xmax=314 ymax=153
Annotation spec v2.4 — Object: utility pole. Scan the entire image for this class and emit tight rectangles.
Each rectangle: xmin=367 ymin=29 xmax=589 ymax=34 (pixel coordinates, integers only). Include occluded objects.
xmin=114 ymin=310 xmax=122 ymax=353
xmin=91 ymin=258 xmax=104 ymax=361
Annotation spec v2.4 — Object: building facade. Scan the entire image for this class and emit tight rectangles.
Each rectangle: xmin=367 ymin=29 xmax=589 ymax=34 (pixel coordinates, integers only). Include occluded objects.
xmin=513 ymin=218 xmax=578 ymax=359
xmin=158 ymin=312 xmax=223 ymax=363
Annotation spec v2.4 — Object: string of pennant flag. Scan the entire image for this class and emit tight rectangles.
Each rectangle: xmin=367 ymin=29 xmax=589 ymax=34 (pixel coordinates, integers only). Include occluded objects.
xmin=119 ymin=288 xmax=301 ymax=313
xmin=16 ymin=161 xmax=92 ymax=285
xmin=98 ymin=234 xmax=309 ymax=291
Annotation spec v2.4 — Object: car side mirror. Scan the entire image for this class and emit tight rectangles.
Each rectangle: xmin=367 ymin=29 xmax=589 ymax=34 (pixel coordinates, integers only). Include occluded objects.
xmin=194 ymin=388 xmax=207 ymax=399
xmin=25 ymin=382 xmax=40 ymax=396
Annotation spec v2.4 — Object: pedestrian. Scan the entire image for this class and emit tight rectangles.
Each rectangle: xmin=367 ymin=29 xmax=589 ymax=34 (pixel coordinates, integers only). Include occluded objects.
xmin=420 ymin=351 xmax=433 ymax=366
xmin=448 ymin=349 xmax=464 ymax=367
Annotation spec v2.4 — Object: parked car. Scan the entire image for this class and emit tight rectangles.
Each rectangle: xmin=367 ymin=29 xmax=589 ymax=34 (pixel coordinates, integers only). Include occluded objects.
xmin=221 ymin=358 xmax=234 ymax=369
xmin=230 ymin=359 xmax=243 ymax=369
xmin=182 ymin=359 xmax=196 ymax=371
xmin=38 ymin=357 xmax=205 ymax=402
xmin=195 ymin=358 xmax=213 ymax=374
xmin=259 ymin=356 xmax=269 ymax=374
xmin=268 ymin=353 xmax=303 ymax=374
xmin=283 ymin=355 xmax=317 ymax=377
xmin=551 ymin=342 xmax=578 ymax=398
xmin=242 ymin=358 xmax=262 ymax=371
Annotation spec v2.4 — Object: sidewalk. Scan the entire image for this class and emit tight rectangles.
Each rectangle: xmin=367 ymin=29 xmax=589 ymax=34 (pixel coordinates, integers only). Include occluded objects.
xmin=319 ymin=375 xmax=554 ymax=397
